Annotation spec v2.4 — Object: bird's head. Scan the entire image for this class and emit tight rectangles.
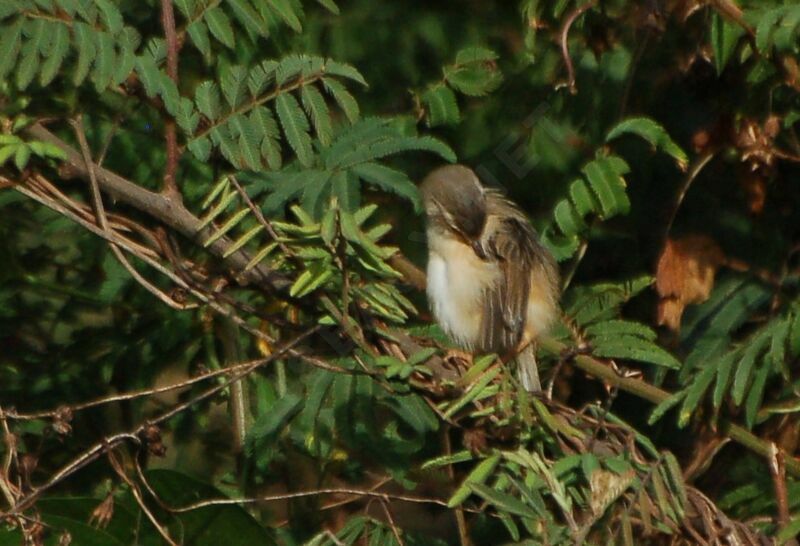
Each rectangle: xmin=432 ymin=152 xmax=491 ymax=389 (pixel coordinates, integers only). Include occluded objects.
xmin=420 ymin=165 xmax=487 ymax=255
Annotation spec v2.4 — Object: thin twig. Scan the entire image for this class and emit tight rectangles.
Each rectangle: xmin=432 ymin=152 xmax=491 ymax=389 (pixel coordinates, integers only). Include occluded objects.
xmin=6 ymin=357 xmax=275 ymax=420
xmin=8 ymin=327 xmax=317 ymax=514
xmin=380 ymin=499 xmax=406 ymax=546
xmin=108 ymin=451 xmax=178 ymax=546
xmin=660 ymin=150 xmax=716 ymax=249
xmin=70 ymin=117 xmax=192 ymax=310
xmin=25 ymin=124 xmax=291 ymax=292
xmin=558 ymin=1 xmax=596 ymax=94
xmin=229 ymin=175 xmax=293 ymax=257
xmin=0 ymin=406 xmax=20 ymax=510
xmin=443 ymin=429 xmax=471 ymax=546
xmin=168 ymin=487 xmax=450 ymax=513
xmin=769 ymin=443 xmax=791 ymax=532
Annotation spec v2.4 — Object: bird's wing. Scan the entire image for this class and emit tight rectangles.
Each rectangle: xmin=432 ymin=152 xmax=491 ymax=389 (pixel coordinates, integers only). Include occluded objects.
xmin=479 ymin=214 xmax=534 ymax=352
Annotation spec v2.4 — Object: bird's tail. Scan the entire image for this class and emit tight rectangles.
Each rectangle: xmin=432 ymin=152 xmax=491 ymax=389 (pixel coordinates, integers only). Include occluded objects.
xmin=517 ymin=343 xmax=541 ymax=393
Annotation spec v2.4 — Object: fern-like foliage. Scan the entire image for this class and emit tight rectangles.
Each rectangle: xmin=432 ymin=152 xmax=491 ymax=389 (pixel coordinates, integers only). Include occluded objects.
xmin=545 ymin=117 xmax=687 ymax=262
xmin=651 ymin=277 xmax=800 ymax=429
xmin=199 ymin=177 xmax=415 ymax=323
xmin=0 ymin=0 xmax=141 ymax=91
xmin=563 ymin=276 xmax=682 ymax=371
xmin=418 ymin=46 xmax=503 ymax=127
xmin=238 ymin=117 xmax=455 ymax=216
xmin=179 ymin=54 xmax=367 ymax=170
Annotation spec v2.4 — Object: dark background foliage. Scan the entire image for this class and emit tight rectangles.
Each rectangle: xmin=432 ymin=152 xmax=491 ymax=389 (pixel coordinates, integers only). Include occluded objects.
xmin=2 ymin=0 xmax=800 ymax=544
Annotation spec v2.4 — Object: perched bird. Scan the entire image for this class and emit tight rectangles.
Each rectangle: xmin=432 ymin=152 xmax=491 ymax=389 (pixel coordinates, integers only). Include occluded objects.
xmin=420 ymin=165 xmax=559 ymax=392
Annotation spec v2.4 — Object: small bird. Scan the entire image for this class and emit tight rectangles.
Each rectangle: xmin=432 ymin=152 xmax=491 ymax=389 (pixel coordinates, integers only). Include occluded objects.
xmin=420 ymin=165 xmax=559 ymax=392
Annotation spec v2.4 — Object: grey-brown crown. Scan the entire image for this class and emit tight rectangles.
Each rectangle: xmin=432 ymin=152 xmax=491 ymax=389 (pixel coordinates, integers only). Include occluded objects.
xmin=419 ymin=165 xmax=487 ymax=240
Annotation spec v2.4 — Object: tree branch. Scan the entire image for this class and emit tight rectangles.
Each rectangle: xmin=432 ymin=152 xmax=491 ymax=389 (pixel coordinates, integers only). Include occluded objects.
xmin=25 ymin=123 xmax=290 ymax=293
xmin=160 ymin=0 xmax=182 ymax=200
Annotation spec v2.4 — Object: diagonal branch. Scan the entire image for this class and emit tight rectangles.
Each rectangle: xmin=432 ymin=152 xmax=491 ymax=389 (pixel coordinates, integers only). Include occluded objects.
xmin=25 ymin=123 xmax=291 ymax=293
xmin=389 ymin=254 xmax=800 ymax=478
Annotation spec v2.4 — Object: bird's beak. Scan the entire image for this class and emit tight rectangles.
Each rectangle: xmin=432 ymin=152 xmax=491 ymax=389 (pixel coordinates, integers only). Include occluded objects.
xmin=470 ymin=239 xmax=487 ymax=260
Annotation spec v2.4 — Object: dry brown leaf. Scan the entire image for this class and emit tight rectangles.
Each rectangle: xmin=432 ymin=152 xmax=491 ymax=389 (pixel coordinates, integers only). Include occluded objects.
xmin=589 ymin=468 xmax=636 ymax=517
xmin=739 ymin=170 xmax=767 ymax=215
xmin=656 ymin=235 xmax=726 ymax=332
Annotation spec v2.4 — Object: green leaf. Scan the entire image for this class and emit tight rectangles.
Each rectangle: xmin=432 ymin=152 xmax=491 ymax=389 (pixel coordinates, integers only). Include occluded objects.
xmin=351 ymin=162 xmax=421 ymax=211
xmin=469 ymin=482 xmax=538 ymax=518
xmin=553 ymin=198 xmax=584 ymax=236
xmin=567 ymin=179 xmax=596 ymax=219
xmin=221 ymin=65 xmax=248 ymax=108
xmin=275 ymin=92 xmax=313 ymax=166
xmin=230 ymin=114 xmax=262 ymax=169
xmin=14 ymin=144 xmax=31 ymax=170
xmin=94 ymin=0 xmax=122 ymax=32
xmin=17 ymin=20 xmax=46 ymax=90
xmin=112 ymin=27 xmax=139 ymax=86
xmin=581 ymin=157 xmax=629 ymax=218
xmin=712 ymin=351 xmax=737 ymax=408
xmin=446 ymin=65 xmax=502 ymax=96
xmin=250 ymin=106 xmax=282 ymax=169
xmin=647 ymin=390 xmax=685 ymax=425
xmin=317 ymin=0 xmax=339 ymax=14
xmin=422 ymin=450 xmax=473 ymax=469
xmin=732 ymin=328 xmax=771 ymax=406
xmin=39 ymin=22 xmax=68 ymax=85
xmin=322 ymin=77 xmax=360 ymax=123
xmin=455 ymin=46 xmax=499 ymax=64
xmin=744 ymin=359 xmax=771 ymax=429
xmin=205 ymin=6 xmax=235 ymax=48
xmin=711 ymin=13 xmax=744 ymax=74
xmin=591 ymin=335 xmax=680 ymax=369
xmin=73 ymin=21 xmax=96 ymax=85
xmin=268 ymin=0 xmax=302 ymax=32
xmin=334 ymin=135 xmax=456 ymax=169
xmin=323 ymin=59 xmax=366 ymax=86
xmin=301 ymin=84 xmax=333 ymax=146
xmin=246 ymin=393 xmax=303 ymax=454
xmin=585 ymin=320 xmax=657 ymax=341
xmin=290 ymin=261 xmax=333 ymax=297
xmin=203 ymin=208 xmax=250 ymax=247
xmin=92 ymin=31 xmax=116 ymax=91
xmin=448 ymin=453 xmax=501 ymax=507
xmin=0 ymin=17 xmax=23 ymax=80
xmin=606 ymin=117 xmax=688 ymax=169
xmin=755 ymin=6 xmax=787 ymax=54
xmin=188 ymin=136 xmax=212 ymax=162
xmin=678 ymin=361 xmax=716 ymax=427
xmin=187 ymin=20 xmax=212 ymax=60
xmin=227 ymin=0 xmax=268 ymax=37
xmin=422 ymin=85 xmax=460 ymax=127
xmin=195 ymin=81 xmax=222 ymax=120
